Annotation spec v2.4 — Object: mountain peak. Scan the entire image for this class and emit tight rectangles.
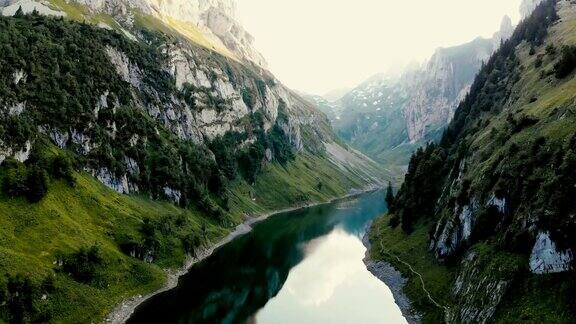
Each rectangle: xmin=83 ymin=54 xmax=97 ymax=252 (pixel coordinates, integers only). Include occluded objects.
xmin=493 ymin=14 xmax=514 ymax=45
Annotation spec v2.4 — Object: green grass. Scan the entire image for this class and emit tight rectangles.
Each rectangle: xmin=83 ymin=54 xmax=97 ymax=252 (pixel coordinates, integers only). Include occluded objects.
xmin=493 ymin=273 xmax=576 ymax=323
xmin=368 ymin=216 xmax=454 ymax=323
xmin=229 ymin=152 xmax=367 ymax=216
xmin=0 ymin=172 xmax=229 ymax=322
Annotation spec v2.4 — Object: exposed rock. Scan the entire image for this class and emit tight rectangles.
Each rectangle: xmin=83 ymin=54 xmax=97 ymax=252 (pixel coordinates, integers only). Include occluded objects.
xmin=44 ymin=127 xmax=69 ymax=149
xmin=529 ymin=231 xmax=574 ymax=274
xmin=124 ymin=157 xmax=140 ymax=176
xmin=448 ymin=251 xmax=511 ymax=323
xmin=1 ymin=0 xmax=65 ymax=17
xmin=264 ymin=148 xmax=272 ymax=161
xmin=163 ymin=186 xmax=181 ymax=204
xmin=8 ymin=102 xmax=25 ymax=116
xmin=13 ymin=140 xmax=31 ymax=162
xmin=487 ymin=193 xmax=507 ymax=214
xmin=0 ymin=140 xmax=31 ymax=164
xmin=105 ymin=46 xmax=141 ymax=88
xmin=432 ymin=199 xmax=479 ymax=258
xmin=493 ymin=15 xmax=514 ymax=46
xmin=70 ymin=129 xmax=92 ymax=154
xmin=12 ymin=69 xmax=26 ymax=85
xmin=94 ymin=91 xmax=109 ymax=118
xmin=330 ymin=36 xmax=497 ymax=166
xmin=89 ymin=167 xmax=130 ymax=194
xmin=405 ymin=38 xmax=494 ymax=142
xmin=66 ymin=0 xmax=267 ymax=67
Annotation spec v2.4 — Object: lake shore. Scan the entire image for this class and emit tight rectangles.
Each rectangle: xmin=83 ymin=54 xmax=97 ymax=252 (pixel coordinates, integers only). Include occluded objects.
xmin=106 ymin=186 xmax=380 ymax=324
xmin=362 ymin=226 xmax=421 ymax=324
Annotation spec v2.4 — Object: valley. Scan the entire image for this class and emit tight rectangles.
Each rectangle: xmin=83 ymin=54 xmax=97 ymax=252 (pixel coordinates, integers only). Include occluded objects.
xmin=0 ymin=0 xmax=575 ymax=323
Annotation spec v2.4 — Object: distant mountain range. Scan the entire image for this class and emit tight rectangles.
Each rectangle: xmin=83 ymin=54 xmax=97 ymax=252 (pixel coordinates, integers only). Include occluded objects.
xmin=308 ymin=16 xmax=514 ymax=170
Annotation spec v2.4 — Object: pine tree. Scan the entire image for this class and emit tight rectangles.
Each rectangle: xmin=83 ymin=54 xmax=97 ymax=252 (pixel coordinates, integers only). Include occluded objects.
xmin=14 ymin=6 xmax=24 ymax=17
xmin=385 ymin=181 xmax=395 ymax=212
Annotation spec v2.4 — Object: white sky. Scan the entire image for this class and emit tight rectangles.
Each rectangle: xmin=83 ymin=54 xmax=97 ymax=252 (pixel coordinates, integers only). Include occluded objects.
xmin=237 ymin=0 xmax=523 ymax=95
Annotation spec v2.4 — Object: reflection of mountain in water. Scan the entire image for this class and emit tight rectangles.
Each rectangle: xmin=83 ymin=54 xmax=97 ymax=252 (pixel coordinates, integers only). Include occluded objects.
xmin=127 ymin=191 xmax=386 ymax=324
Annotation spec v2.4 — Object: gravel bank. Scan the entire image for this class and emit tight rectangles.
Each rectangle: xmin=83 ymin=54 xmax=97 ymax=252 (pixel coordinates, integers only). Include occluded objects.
xmin=362 ymin=230 xmax=421 ymax=324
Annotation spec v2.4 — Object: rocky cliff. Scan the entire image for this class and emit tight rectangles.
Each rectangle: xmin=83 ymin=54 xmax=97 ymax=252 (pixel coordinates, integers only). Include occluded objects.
xmin=521 ymin=0 xmax=546 ymax=18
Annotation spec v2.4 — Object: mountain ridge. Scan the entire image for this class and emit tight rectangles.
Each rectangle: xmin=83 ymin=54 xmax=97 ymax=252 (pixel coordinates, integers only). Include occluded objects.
xmin=369 ymin=0 xmax=576 ymax=322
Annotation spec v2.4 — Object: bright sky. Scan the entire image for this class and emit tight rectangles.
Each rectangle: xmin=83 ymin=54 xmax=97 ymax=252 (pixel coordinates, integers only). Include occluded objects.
xmin=237 ymin=0 xmax=523 ymax=95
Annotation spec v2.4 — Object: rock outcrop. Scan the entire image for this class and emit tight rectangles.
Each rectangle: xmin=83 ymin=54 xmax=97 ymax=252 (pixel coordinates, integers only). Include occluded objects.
xmin=78 ymin=0 xmax=267 ymax=67
xmin=529 ymin=232 xmax=574 ymax=274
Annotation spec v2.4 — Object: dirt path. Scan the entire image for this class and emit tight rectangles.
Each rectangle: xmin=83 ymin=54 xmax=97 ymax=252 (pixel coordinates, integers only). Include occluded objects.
xmin=376 ymin=238 xmax=449 ymax=315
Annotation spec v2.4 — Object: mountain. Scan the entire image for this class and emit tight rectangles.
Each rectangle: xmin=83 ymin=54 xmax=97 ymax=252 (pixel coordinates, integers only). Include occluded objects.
xmin=322 ymin=87 xmax=351 ymax=102
xmin=330 ymin=33 xmax=502 ymax=170
xmin=368 ymin=0 xmax=576 ymax=322
xmin=1 ymin=0 xmax=267 ymax=67
xmin=0 ymin=1 xmax=387 ymax=322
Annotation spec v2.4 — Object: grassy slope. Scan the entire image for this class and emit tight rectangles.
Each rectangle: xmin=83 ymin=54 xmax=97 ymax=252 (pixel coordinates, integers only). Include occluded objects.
xmin=229 ymin=152 xmax=368 ymax=216
xmin=368 ymin=217 xmax=453 ymax=323
xmin=0 ymin=148 xmax=369 ymax=322
xmin=0 ymin=172 xmax=228 ymax=322
xmin=369 ymin=216 xmax=575 ymax=323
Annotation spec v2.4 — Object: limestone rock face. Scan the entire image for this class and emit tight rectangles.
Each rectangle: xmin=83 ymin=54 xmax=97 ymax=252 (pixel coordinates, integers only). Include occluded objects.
xmin=529 ymin=232 xmax=574 ymax=274
xmin=448 ymin=251 xmax=512 ymax=324
xmin=405 ymin=37 xmax=494 ymax=142
xmin=329 ymin=37 xmax=495 ymax=168
xmin=69 ymin=0 xmax=267 ymax=67
xmin=328 ymin=13 xmax=518 ymax=166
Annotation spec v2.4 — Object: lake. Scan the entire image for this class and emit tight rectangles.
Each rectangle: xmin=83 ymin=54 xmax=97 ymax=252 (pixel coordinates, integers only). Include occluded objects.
xmin=128 ymin=191 xmax=406 ymax=324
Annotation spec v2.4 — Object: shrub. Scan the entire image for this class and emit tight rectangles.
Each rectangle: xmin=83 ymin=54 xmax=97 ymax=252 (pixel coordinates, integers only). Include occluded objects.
xmin=242 ymin=88 xmax=255 ymax=109
xmin=61 ymin=245 xmax=105 ymax=284
xmin=1 ymin=274 xmax=54 ymax=323
xmin=554 ymin=45 xmax=576 ymax=79
xmin=51 ymin=154 xmax=75 ymax=185
xmin=3 ymin=160 xmax=29 ymax=198
xmin=25 ymin=166 xmax=48 ymax=203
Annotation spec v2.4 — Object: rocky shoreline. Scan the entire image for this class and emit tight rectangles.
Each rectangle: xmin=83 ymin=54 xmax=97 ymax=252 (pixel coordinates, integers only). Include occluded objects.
xmin=362 ymin=228 xmax=421 ymax=324
xmin=105 ymin=187 xmax=379 ymax=324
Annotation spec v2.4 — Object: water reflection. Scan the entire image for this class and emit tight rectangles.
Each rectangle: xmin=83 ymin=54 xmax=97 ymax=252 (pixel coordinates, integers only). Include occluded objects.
xmin=128 ymin=191 xmax=406 ymax=324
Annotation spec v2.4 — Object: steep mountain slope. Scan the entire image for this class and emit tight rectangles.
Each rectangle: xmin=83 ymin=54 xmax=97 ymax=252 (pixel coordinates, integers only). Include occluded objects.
xmin=0 ymin=1 xmax=387 ymax=322
xmin=369 ymin=0 xmax=576 ymax=322
xmin=327 ymin=19 xmax=513 ymax=170
xmin=1 ymin=0 xmax=266 ymax=68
